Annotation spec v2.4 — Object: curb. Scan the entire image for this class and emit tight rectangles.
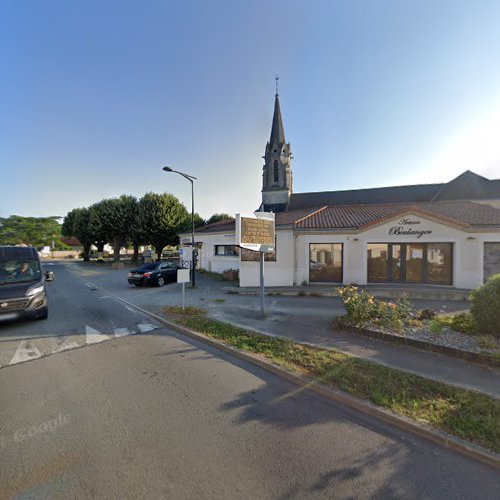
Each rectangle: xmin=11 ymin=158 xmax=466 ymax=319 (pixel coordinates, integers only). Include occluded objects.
xmin=336 ymin=322 xmax=500 ymax=369
xmin=83 ymin=278 xmax=500 ymax=471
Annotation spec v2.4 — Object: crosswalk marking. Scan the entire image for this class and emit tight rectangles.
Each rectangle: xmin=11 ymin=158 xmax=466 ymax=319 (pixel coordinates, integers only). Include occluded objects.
xmin=137 ymin=323 xmax=157 ymax=333
xmin=1 ymin=321 xmax=162 ymax=369
xmin=52 ymin=338 xmax=81 ymax=353
xmin=10 ymin=341 xmax=43 ymax=365
xmin=85 ymin=326 xmax=110 ymax=344
xmin=114 ymin=327 xmax=133 ymax=338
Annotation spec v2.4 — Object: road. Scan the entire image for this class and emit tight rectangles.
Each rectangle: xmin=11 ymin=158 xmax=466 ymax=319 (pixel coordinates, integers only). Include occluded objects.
xmin=0 ymin=263 xmax=498 ymax=498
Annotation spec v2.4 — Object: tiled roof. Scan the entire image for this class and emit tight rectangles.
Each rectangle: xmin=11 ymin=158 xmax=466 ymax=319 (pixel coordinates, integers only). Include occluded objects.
xmin=294 ymin=201 xmax=500 ymax=230
xmin=192 ymin=201 xmax=500 ymax=236
xmin=195 ymin=219 xmax=236 ymax=233
xmin=60 ymin=236 xmax=82 ymax=246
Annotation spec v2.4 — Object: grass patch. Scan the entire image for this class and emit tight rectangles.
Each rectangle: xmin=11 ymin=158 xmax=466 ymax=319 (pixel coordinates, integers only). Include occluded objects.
xmin=197 ymin=269 xmax=226 ymax=281
xmin=164 ymin=308 xmax=500 ymax=453
xmin=164 ymin=305 xmax=207 ymax=316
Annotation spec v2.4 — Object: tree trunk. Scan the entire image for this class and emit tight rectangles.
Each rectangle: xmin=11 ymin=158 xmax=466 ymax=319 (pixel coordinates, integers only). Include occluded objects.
xmin=155 ymin=245 xmax=163 ymax=261
xmin=113 ymin=237 xmax=123 ymax=261
xmin=132 ymin=243 xmax=139 ymax=264
xmin=82 ymin=243 xmax=91 ymax=262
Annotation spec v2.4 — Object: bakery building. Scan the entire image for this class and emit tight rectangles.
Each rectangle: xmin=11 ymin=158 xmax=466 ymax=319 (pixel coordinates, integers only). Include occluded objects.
xmin=181 ymin=92 xmax=500 ymax=289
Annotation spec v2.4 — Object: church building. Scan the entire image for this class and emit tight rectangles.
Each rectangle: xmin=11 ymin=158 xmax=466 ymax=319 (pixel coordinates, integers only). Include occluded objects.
xmin=180 ymin=90 xmax=500 ymax=289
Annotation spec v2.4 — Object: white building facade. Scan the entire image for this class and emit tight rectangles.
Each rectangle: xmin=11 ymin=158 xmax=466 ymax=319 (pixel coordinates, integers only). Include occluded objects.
xmin=180 ymin=92 xmax=500 ymax=290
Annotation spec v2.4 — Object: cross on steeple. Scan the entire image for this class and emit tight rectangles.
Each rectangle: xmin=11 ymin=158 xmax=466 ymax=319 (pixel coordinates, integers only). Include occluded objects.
xmin=275 ymin=74 xmax=279 ymax=96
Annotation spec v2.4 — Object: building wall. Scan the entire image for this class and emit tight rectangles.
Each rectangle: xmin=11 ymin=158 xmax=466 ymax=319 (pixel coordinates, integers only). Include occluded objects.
xmin=185 ymin=213 xmax=500 ymax=289
xmin=239 ymin=231 xmax=294 ymax=287
xmin=181 ymin=232 xmax=239 ymax=274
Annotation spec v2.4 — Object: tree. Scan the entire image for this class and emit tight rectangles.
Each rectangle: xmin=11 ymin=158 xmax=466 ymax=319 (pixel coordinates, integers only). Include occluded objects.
xmin=0 ymin=215 xmax=65 ymax=248
xmin=139 ymin=193 xmax=190 ymax=259
xmin=62 ymin=208 xmax=93 ymax=261
xmin=88 ymin=201 xmax=109 ymax=257
xmin=92 ymin=195 xmax=137 ymax=261
xmin=206 ymin=213 xmax=233 ymax=225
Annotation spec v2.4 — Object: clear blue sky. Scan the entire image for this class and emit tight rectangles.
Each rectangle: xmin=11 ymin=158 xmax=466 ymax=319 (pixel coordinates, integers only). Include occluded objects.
xmin=1 ymin=0 xmax=499 ymax=219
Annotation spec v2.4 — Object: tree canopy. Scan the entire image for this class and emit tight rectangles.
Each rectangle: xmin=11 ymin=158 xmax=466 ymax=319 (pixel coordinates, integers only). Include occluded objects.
xmin=0 ymin=215 xmax=68 ymax=249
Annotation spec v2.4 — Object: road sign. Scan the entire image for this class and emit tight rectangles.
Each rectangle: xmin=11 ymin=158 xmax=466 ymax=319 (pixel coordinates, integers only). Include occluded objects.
xmin=177 ymin=269 xmax=190 ymax=283
xmin=236 ymin=212 xmax=275 ymax=253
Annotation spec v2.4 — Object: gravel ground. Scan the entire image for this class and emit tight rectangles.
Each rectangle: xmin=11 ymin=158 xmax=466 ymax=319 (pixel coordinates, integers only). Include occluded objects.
xmin=368 ymin=323 xmax=500 ymax=354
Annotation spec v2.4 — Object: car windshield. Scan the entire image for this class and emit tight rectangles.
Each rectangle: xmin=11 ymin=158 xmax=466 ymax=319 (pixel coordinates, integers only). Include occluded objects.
xmin=0 ymin=259 xmax=42 ymax=285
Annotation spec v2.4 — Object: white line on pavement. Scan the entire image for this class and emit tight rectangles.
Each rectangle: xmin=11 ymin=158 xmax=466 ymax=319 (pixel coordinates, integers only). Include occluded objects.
xmin=85 ymin=326 xmax=110 ymax=345
xmin=114 ymin=327 xmax=133 ymax=338
xmin=52 ymin=338 xmax=81 ymax=353
xmin=137 ymin=323 xmax=158 ymax=333
xmin=10 ymin=341 xmax=43 ymax=365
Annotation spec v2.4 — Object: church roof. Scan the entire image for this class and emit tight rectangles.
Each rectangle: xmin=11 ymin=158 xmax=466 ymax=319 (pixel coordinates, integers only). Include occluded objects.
xmin=287 ymin=171 xmax=500 ymax=210
xmin=269 ymin=94 xmax=286 ymax=145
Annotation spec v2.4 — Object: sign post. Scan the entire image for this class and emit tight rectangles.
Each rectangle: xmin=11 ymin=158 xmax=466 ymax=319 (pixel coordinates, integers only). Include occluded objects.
xmin=177 ymin=269 xmax=190 ymax=310
xmin=236 ymin=212 xmax=275 ymax=317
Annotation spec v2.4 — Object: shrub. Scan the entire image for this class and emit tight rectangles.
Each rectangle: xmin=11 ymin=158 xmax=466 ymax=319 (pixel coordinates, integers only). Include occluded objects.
xmin=450 ymin=312 xmax=477 ymax=335
xmin=429 ymin=319 xmax=443 ymax=334
xmin=416 ymin=308 xmax=436 ymax=320
xmin=337 ymin=286 xmax=415 ymax=330
xmin=337 ymin=285 xmax=377 ymax=327
xmin=470 ymin=274 xmax=500 ymax=338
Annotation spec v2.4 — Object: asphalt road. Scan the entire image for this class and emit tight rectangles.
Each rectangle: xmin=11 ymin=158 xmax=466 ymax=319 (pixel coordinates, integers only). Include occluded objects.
xmin=0 ymin=264 xmax=498 ymax=498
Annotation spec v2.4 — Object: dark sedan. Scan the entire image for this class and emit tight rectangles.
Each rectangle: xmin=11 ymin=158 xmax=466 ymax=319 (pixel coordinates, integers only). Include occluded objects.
xmin=127 ymin=261 xmax=180 ymax=287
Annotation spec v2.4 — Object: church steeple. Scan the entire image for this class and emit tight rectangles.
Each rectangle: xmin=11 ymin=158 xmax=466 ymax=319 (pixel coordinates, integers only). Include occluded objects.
xmin=270 ymin=93 xmax=286 ymax=146
xmin=261 ymin=78 xmax=293 ymax=212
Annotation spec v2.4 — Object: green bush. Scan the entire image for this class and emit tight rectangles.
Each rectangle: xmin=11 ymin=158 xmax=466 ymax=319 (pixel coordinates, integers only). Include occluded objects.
xmin=470 ymin=274 xmax=500 ymax=338
xmin=337 ymin=286 xmax=413 ymax=330
xmin=450 ymin=312 xmax=477 ymax=335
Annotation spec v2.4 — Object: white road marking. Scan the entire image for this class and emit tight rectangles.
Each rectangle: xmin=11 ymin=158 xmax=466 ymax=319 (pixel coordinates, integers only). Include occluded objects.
xmin=98 ymin=296 xmax=111 ymax=299
xmin=85 ymin=326 xmax=110 ymax=345
xmin=10 ymin=341 xmax=43 ymax=365
xmin=52 ymin=338 xmax=81 ymax=353
xmin=137 ymin=322 xmax=157 ymax=333
xmin=114 ymin=327 xmax=133 ymax=338
xmin=125 ymin=306 xmax=136 ymax=313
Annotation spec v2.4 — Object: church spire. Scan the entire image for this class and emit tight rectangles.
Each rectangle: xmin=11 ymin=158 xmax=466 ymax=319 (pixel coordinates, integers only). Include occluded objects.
xmin=261 ymin=78 xmax=293 ymax=212
xmin=269 ymin=92 xmax=286 ymax=145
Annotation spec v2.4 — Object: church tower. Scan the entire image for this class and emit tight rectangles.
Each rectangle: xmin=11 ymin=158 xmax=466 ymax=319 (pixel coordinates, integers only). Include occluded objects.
xmin=261 ymin=80 xmax=293 ymax=212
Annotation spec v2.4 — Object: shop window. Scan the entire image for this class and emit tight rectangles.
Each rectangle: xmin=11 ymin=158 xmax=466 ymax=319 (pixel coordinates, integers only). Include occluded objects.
xmin=426 ymin=243 xmax=452 ymax=285
xmin=309 ymin=243 xmax=343 ymax=282
xmin=214 ymin=245 xmax=239 ymax=257
xmin=367 ymin=244 xmax=388 ymax=282
xmin=367 ymin=243 xmax=452 ymax=285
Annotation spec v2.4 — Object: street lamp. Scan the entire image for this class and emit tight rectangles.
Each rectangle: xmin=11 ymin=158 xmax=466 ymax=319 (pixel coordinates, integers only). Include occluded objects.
xmin=162 ymin=166 xmax=197 ymax=287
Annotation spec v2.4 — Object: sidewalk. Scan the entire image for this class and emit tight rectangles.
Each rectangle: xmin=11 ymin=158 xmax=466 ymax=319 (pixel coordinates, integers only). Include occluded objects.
xmin=67 ymin=262 xmax=500 ymax=399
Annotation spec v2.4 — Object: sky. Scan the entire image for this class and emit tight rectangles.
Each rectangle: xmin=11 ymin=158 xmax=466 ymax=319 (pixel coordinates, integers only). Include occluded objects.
xmin=1 ymin=0 xmax=499 ymax=220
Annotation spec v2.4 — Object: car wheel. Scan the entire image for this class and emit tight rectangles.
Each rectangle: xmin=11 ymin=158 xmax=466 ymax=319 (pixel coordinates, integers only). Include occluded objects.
xmin=36 ymin=308 xmax=48 ymax=320
xmin=134 ymin=284 xmax=141 ymax=287
xmin=157 ymin=276 xmax=165 ymax=287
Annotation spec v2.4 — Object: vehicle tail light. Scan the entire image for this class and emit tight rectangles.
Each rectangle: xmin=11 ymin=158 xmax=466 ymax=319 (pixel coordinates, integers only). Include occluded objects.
xmin=128 ymin=272 xmax=133 ymax=278
xmin=143 ymin=272 xmax=152 ymax=278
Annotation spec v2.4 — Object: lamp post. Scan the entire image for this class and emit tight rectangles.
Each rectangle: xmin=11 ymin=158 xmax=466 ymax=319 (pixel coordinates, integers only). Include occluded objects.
xmin=162 ymin=166 xmax=197 ymax=287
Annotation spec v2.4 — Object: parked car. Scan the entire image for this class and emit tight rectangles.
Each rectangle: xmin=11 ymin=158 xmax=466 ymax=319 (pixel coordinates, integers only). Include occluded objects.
xmin=0 ymin=246 xmax=54 ymax=321
xmin=127 ymin=261 xmax=180 ymax=287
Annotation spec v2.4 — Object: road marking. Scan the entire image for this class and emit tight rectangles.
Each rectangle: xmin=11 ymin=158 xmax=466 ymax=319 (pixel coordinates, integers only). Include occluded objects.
xmin=114 ymin=327 xmax=133 ymax=338
xmin=52 ymin=338 xmax=81 ymax=353
xmin=10 ymin=341 xmax=43 ymax=365
xmin=85 ymin=326 xmax=110 ymax=345
xmin=98 ymin=296 xmax=111 ymax=299
xmin=137 ymin=322 xmax=157 ymax=333
xmin=125 ymin=306 xmax=136 ymax=313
